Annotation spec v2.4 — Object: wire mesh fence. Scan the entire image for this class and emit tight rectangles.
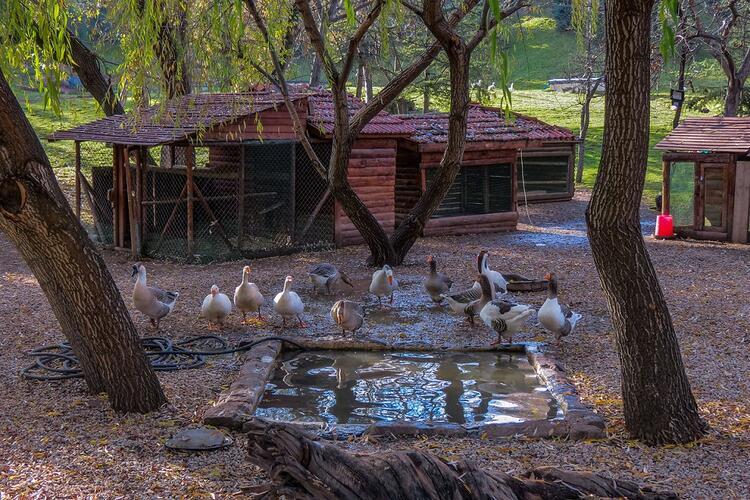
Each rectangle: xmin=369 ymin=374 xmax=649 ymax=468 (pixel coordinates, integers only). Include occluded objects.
xmin=84 ymin=140 xmax=334 ymax=262
xmin=669 ymin=161 xmax=695 ymax=227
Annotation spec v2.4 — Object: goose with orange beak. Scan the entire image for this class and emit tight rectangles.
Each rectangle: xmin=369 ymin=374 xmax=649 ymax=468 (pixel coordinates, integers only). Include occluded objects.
xmin=273 ymin=276 xmax=306 ymax=328
xmin=369 ymin=264 xmax=398 ymax=306
xmin=538 ymin=272 xmax=581 ymax=341
xmin=234 ymin=266 xmax=265 ymax=323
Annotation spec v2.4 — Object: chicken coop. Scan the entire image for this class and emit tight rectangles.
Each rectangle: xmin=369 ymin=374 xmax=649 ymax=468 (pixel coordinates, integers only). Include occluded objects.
xmin=48 ymin=91 xmax=412 ymax=262
xmin=395 ymin=107 xmax=577 ymax=237
xmin=656 ymin=117 xmax=750 ymax=243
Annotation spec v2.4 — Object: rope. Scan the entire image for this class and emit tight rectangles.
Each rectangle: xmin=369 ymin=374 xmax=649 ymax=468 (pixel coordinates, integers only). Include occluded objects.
xmin=21 ymin=336 xmax=304 ymax=381
xmin=518 ymin=149 xmax=534 ymax=225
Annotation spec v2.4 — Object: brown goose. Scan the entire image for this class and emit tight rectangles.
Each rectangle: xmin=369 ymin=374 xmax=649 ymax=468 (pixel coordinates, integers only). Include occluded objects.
xmin=424 ymin=255 xmax=453 ymax=302
xmin=309 ymin=263 xmax=353 ymax=295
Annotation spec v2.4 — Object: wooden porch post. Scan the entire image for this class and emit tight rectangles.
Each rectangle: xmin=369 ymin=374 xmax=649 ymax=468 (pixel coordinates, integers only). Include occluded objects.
xmin=74 ymin=141 xmax=81 ymax=220
xmin=122 ymin=147 xmax=139 ymax=258
xmin=186 ymin=144 xmax=195 ymax=259
xmin=661 ymin=158 xmax=670 ymax=215
xmin=238 ymin=143 xmax=245 ymax=250
xmin=135 ymin=147 xmax=144 ymax=257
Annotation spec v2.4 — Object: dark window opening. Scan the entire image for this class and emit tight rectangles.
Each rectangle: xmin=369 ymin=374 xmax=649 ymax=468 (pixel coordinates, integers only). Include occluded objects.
xmin=427 ymin=164 xmax=513 ymax=218
xmin=517 ymin=155 xmax=570 ymax=195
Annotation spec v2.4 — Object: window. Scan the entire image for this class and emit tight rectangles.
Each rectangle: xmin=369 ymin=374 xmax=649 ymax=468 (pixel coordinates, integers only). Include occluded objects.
xmin=427 ymin=164 xmax=513 ymax=218
xmin=517 ymin=155 xmax=570 ymax=195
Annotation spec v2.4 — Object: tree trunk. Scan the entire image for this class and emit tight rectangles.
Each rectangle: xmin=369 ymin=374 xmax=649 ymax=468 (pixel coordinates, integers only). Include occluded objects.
xmin=0 ymin=70 xmax=166 ymax=413
xmin=724 ymin=76 xmax=743 ymax=117
xmin=575 ymin=78 xmax=600 ymax=184
xmin=364 ymin=62 xmax=374 ymax=103
xmin=244 ymin=420 xmax=678 ymax=499
xmin=355 ymin=61 xmax=364 ymax=98
xmin=423 ymin=68 xmax=431 ymax=112
xmin=585 ymin=0 xmax=705 ymax=445
xmin=389 ymin=48 xmax=470 ymax=263
xmin=68 ymin=32 xmax=124 ymax=116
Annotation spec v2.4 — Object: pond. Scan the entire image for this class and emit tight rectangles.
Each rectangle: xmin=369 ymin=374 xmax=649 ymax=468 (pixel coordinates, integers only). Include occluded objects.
xmin=255 ymin=350 xmax=560 ymax=426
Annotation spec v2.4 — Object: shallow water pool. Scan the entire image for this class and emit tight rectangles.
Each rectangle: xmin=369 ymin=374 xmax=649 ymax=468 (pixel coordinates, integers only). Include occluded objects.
xmin=255 ymin=350 xmax=559 ymax=425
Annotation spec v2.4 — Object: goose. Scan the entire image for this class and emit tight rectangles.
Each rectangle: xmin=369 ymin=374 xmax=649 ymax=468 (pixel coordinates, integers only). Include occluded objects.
xmin=479 ymin=277 xmax=535 ymax=345
xmin=477 ymin=250 xmax=508 ymax=294
xmin=309 ymin=263 xmax=353 ymax=295
xmin=234 ymin=266 xmax=265 ymax=323
xmin=131 ymin=264 xmax=179 ymax=330
xmin=424 ymin=255 xmax=453 ymax=302
xmin=463 ymin=274 xmax=495 ymax=326
xmin=273 ymin=276 xmax=305 ymax=328
xmin=442 ymin=281 xmax=482 ymax=314
xmin=369 ymin=265 xmax=398 ymax=305
xmin=330 ymin=300 xmax=364 ymax=334
xmin=200 ymin=285 xmax=232 ymax=330
xmin=538 ymin=272 xmax=582 ymax=341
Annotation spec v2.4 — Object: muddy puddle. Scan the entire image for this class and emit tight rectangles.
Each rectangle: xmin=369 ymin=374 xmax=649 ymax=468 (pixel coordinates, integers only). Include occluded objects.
xmin=254 ymin=350 xmax=559 ymax=425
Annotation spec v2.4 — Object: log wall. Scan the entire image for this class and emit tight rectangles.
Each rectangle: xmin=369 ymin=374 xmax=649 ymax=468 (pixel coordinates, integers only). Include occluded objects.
xmin=202 ymin=100 xmax=308 ymax=142
xmin=335 ymin=138 xmax=398 ymax=246
xmin=423 ymin=211 xmax=519 ymax=237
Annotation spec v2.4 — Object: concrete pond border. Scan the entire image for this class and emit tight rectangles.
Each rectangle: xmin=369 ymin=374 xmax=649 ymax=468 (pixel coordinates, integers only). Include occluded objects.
xmin=203 ymin=336 xmax=605 ymax=441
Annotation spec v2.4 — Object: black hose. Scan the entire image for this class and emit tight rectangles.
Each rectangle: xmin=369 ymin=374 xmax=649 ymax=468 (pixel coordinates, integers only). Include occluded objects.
xmin=21 ymin=335 xmax=304 ymax=382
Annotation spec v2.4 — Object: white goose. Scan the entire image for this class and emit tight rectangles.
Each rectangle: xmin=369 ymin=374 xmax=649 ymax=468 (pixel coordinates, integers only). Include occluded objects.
xmin=477 ymin=250 xmax=508 ymax=294
xmin=200 ymin=285 xmax=232 ymax=330
xmin=330 ymin=300 xmax=364 ymax=334
xmin=538 ymin=272 xmax=582 ymax=341
xmin=273 ymin=276 xmax=305 ymax=328
xmin=369 ymin=265 xmax=398 ymax=305
xmin=234 ymin=266 xmax=265 ymax=323
xmin=131 ymin=264 xmax=179 ymax=330
xmin=479 ymin=275 xmax=535 ymax=345
xmin=309 ymin=263 xmax=353 ymax=295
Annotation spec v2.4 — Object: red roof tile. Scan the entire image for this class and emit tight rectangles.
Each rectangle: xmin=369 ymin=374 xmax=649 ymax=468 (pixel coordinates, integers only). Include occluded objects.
xmin=306 ymin=92 xmax=415 ymax=137
xmin=655 ymin=117 xmax=750 ymax=154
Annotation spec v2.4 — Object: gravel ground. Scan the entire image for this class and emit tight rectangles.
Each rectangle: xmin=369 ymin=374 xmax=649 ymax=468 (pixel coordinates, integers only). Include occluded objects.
xmin=1 ymin=189 xmax=749 ymax=498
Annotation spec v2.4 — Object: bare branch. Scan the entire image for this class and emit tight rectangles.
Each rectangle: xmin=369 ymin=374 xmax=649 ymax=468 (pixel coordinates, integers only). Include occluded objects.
xmin=340 ymin=1 xmax=385 ymax=90
xmin=295 ymin=0 xmax=341 ymax=85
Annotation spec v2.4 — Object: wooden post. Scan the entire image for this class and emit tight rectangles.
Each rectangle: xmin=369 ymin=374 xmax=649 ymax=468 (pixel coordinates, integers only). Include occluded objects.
xmin=123 ymin=147 xmax=139 ymax=258
xmin=135 ymin=147 xmax=144 ymax=257
xmin=661 ymin=159 xmax=670 ymax=215
xmin=732 ymin=161 xmax=750 ymax=243
xmin=289 ymin=142 xmax=296 ymax=240
xmin=238 ymin=144 xmax=245 ymax=250
xmin=186 ymin=144 xmax=195 ymax=259
xmin=74 ymin=141 xmax=81 ymax=220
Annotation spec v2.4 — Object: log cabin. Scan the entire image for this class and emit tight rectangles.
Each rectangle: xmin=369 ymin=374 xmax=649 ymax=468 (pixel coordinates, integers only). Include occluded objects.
xmin=395 ymin=106 xmax=577 ymax=237
xmin=49 ymin=90 xmax=577 ymax=261
xmin=655 ymin=117 xmax=750 ymax=243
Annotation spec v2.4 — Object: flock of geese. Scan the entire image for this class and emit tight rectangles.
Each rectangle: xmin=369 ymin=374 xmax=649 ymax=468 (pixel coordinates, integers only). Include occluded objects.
xmin=130 ymin=249 xmax=581 ymax=345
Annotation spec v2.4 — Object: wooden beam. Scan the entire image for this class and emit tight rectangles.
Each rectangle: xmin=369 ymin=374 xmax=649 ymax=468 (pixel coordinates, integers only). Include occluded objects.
xmin=122 ymin=147 xmax=139 ymax=258
xmin=135 ymin=147 xmax=144 ymax=256
xmin=192 ymin=182 xmax=235 ymax=252
xmin=732 ymin=161 xmax=750 ymax=243
xmin=238 ymin=144 xmax=245 ymax=250
xmin=298 ymin=188 xmax=331 ymax=241
xmin=186 ymin=145 xmax=195 ymax=260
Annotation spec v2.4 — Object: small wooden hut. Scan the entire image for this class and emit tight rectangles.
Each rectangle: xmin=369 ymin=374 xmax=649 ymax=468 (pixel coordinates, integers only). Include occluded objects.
xmin=655 ymin=117 xmax=750 ymax=243
xmin=48 ymin=90 xmax=412 ymax=261
xmin=395 ymin=107 xmax=577 ymax=237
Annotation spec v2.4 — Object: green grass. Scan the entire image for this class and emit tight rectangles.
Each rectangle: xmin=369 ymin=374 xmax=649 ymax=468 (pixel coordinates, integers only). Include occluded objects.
xmin=508 ymin=17 xmax=578 ymax=90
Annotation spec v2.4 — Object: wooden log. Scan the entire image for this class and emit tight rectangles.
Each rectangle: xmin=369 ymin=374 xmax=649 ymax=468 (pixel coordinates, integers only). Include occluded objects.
xmin=731 ymin=161 xmax=750 ymax=243
xmin=244 ymin=420 xmax=678 ymax=500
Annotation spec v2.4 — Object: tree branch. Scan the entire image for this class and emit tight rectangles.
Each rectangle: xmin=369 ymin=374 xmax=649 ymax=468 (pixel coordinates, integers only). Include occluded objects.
xmin=340 ymin=0 xmax=385 ymax=90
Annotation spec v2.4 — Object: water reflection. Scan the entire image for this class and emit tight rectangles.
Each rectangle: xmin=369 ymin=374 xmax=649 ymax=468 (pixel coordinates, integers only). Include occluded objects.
xmin=256 ymin=351 xmax=559 ymax=425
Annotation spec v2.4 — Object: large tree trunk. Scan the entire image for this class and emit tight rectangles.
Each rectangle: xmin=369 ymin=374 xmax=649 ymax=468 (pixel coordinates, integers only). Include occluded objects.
xmin=245 ymin=420 xmax=677 ymax=499
xmin=68 ymin=32 xmax=125 ymax=116
xmin=0 ymin=70 xmax=166 ymax=413
xmin=585 ymin=0 xmax=705 ymax=444
xmin=724 ymin=75 xmax=743 ymax=117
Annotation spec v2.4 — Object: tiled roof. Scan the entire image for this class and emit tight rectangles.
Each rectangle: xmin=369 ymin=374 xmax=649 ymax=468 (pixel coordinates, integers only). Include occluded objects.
xmin=397 ymin=106 xmax=576 ymax=144
xmin=49 ymin=93 xmax=306 ymax=146
xmin=655 ymin=117 xmax=750 ymax=154
xmin=306 ymin=92 xmax=415 ymax=137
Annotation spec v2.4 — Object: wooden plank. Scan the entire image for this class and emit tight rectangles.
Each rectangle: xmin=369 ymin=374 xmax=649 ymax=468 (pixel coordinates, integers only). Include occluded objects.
xmin=186 ymin=145 xmax=194 ymax=259
xmin=238 ymin=144 xmax=245 ymax=249
xmin=135 ymin=147 xmax=144 ymax=256
xmin=731 ymin=161 xmax=750 ymax=243
xmin=122 ymin=147 xmax=139 ymax=258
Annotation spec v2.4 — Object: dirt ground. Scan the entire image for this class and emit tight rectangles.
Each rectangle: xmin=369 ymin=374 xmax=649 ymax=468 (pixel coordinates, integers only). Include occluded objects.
xmin=1 ymin=190 xmax=749 ymax=498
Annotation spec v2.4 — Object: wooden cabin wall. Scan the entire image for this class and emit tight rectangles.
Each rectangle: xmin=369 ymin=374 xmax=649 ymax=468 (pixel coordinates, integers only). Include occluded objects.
xmin=423 ymin=212 xmax=519 ymax=237
xmin=731 ymin=160 xmax=750 ymax=243
xmin=395 ymin=143 xmax=421 ymax=224
xmin=335 ymin=138 xmax=397 ymax=246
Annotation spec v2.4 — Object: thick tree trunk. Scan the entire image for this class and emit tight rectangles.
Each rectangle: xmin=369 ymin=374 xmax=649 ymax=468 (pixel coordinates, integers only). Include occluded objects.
xmin=245 ymin=420 xmax=677 ymax=499
xmin=0 ymin=70 xmax=166 ymax=413
xmin=68 ymin=32 xmax=124 ymax=116
xmin=724 ymin=76 xmax=743 ymax=117
xmin=585 ymin=0 xmax=705 ymax=444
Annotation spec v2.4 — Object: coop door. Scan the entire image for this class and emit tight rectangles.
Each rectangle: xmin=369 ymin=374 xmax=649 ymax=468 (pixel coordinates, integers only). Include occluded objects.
xmin=697 ymin=163 xmax=729 ymax=233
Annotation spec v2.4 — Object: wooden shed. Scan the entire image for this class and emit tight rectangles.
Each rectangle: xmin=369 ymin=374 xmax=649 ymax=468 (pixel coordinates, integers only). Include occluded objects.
xmin=395 ymin=107 xmax=577 ymax=237
xmin=655 ymin=117 xmax=750 ymax=243
xmin=48 ymin=90 xmax=412 ymax=261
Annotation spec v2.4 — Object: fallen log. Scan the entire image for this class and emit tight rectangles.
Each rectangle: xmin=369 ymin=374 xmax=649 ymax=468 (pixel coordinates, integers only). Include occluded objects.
xmin=245 ymin=419 xmax=677 ymax=500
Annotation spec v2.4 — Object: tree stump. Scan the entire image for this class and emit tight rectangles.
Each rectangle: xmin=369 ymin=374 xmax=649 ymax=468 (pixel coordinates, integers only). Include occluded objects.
xmin=245 ymin=419 xmax=677 ymax=499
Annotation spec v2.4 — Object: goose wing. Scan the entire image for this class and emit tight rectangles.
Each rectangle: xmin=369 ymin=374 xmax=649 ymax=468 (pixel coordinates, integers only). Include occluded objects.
xmin=310 ymin=263 xmax=338 ymax=278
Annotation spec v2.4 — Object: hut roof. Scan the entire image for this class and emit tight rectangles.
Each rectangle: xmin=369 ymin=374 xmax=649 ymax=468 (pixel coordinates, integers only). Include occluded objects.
xmin=306 ymin=92 xmax=415 ymax=137
xmin=655 ymin=117 xmax=750 ymax=154
xmin=396 ymin=106 xmax=576 ymax=146
xmin=48 ymin=93 xmax=307 ymax=146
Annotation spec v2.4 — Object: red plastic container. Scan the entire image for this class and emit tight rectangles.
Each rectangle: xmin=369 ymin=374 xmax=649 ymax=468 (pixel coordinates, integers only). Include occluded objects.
xmin=654 ymin=214 xmax=674 ymax=239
